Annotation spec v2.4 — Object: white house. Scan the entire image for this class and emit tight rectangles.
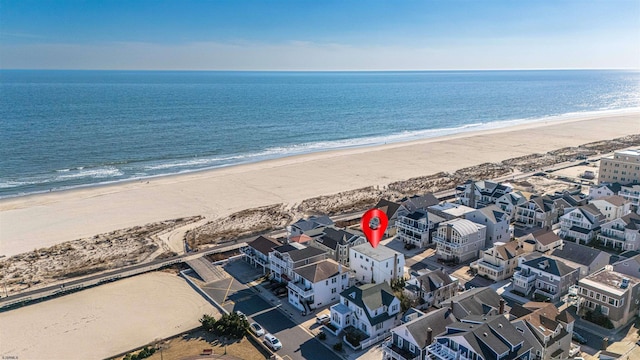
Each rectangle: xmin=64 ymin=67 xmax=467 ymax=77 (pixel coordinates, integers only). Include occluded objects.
xmin=495 ymin=190 xmax=528 ymax=220
xmin=619 ymin=183 xmax=640 ymax=213
xmin=403 ymin=269 xmax=459 ymax=307
xmin=558 ymin=205 xmax=604 ymax=244
xmin=329 ymin=282 xmax=401 ymax=341
xmin=590 ymin=195 xmax=631 ymax=221
xmin=288 ymin=259 xmax=350 ymax=313
xmin=433 ymin=218 xmax=486 ymax=263
xmin=349 ymin=243 xmax=405 ymax=285
xmin=465 ymin=204 xmax=510 ymax=248
xmin=455 ymin=180 xmax=512 ymax=209
xmin=473 ymin=240 xmax=528 ymax=281
xmin=589 ymin=183 xmax=622 ymax=200
xmin=395 ymin=209 xmax=431 ymax=248
xmin=268 ymin=244 xmax=327 ymax=282
xmin=597 ymin=213 xmax=640 ymax=251
xmin=286 ymin=215 xmax=334 ymax=239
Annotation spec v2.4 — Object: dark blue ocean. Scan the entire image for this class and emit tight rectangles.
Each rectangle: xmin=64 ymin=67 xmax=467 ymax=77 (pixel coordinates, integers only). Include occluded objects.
xmin=1 ymin=70 xmax=639 ymax=198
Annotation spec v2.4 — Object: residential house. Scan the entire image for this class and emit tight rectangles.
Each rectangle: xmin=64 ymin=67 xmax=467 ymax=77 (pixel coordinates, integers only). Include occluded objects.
xmin=268 ymin=244 xmax=327 ymax=282
xmin=425 ymin=315 xmax=533 ymax=360
xmin=286 ymin=215 xmax=334 ymax=239
xmin=496 ymin=191 xmax=528 ymax=221
xmin=349 ymin=243 xmax=405 ymax=285
xmin=383 ymin=307 xmax=456 ymax=360
xmin=399 ymin=193 xmax=440 ymax=214
xmin=375 ymin=198 xmax=404 ymax=237
xmin=396 ymin=209 xmax=431 ymax=248
xmin=456 ymin=180 xmax=513 ymax=209
xmin=557 ymin=204 xmax=604 ymax=244
xmin=433 ymin=218 xmax=486 ymax=264
xmin=474 ymin=240 xmax=528 ymax=281
xmin=439 ymin=287 xmax=508 ymax=319
xmin=329 ymin=282 xmax=401 ymax=341
xmin=466 ymin=204 xmax=511 ymax=247
xmin=549 ymin=241 xmax=610 ymax=278
xmin=428 ymin=202 xmax=477 ymax=222
xmin=590 ymin=195 xmax=631 ymax=221
xmin=242 ymin=235 xmax=281 ymax=274
xmin=515 ymin=195 xmax=558 ymax=229
xmin=612 ymin=254 xmax=640 ymax=279
xmin=589 ymin=183 xmax=622 ymax=200
xmin=510 ymin=302 xmax=575 ymax=360
xmin=403 ymin=269 xmax=459 ymax=308
xmin=597 ymin=213 xmax=640 ymax=251
xmin=306 ymin=226 xmax=367 ymax=266
xmin=598 ymin=149 xmax=640 ymax=185
xmin=519 ymin=229 xmax=563 ymax=254
xmin=577 ymin=266 xmax=640 ymax=328
xmin=288 ymin=259 xmax=350 ymax=313
xmin=618 ymin=183 xmax=640 ymax=213
xmin=551 ymin=188 xmax=589 ymax=217
xmin=512 ymin=255 xmax=579 ymax=302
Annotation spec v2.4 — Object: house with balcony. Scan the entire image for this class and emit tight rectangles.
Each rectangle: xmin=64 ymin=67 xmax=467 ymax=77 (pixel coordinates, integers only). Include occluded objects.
xmin=403 ymin=269 xmax=459 ymax=308
xmin=286 ymin=215 xmax=334 ymax=239
xmin=512 ymin=255 xmax=579 ymax=302
xmin=425 ymin=315 xmax=533 ymax=360
xmin=597 ymin=213 xmax=640 ymax=251
xmin=465 ymin=204 xmax=511 ymax=248
xmin=549 ymin=241 xmax=610 ymax=278
xmin=456 ymin=180 xmax=513 ymax=209
xmin=396 ymin=209 xmax=431 ymax=248
xmin=515 ymin=195 xmax=558 ymax=229
xmin=428 ymin=202 xmax=477 ymax=222
xmin=329 ymin=282 xmax=401 ymax=342
xmin=433 ymin=218 xmax=486 ymax=264
xmin=439 ymin=287 xmax=508 ymax=319
xmin=375 ymin=198 xmax=404 ymax=237
xmin=577 ymin=266 xmax=640 ymax=328
xmin=590 ymin=195 xmax=631 ymax=221
xmin=496 ymin=191 xmax=528 ymax=221
xmin=519 ymin=229 xmax=563 ymax=254
xmin=383 ymin=307 xmax=456 ymax=360
xmin=589 ymin=183 xmax=622 ymax=200
xmin=399 ymin=193 xmax=440 ymax=214
xmin=551 ymin=188 xmax=589 ymax=217
xmin=510 ymin=302 xmax=575 ymax=360
xmin=349 ymin=243 xmax=405 ymax=285
xmin=242 ymin=235 xmax=281 ymax=274
xmin=287 ymin=259 xmax=350 ymax=313
xmin=306 ymin=226 xmax=367 ymax=266
xmin=474 ymin=240 xmax=528 ymax=281
xmin=557 ymin=204 xmax=604 ymax=244
xmin=619 ymin=183 xmax=640 ymax=213
xmin=268 ymin=244 xmax=327 ymax=282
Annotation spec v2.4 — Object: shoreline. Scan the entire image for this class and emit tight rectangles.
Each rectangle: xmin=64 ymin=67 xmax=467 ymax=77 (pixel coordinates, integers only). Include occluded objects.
xmin=2 ymin=107 xmax=638 ymax=201
xmin=1 ymin=110 xmax=639 ymax=256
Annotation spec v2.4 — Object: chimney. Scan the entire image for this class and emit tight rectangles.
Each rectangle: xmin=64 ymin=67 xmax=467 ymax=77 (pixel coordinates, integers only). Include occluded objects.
xmin=450 ymin=300 xmax=454 ymax=311
xmin=602 ymin=337 xmax=609 ymax=350
xmin=499 ymin=298 xmax=505 ymax=315
xmin=426 ymin=327 xmax=433 ymax=346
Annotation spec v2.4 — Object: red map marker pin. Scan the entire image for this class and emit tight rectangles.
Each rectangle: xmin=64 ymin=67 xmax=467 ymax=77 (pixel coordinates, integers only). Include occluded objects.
xmin=361 ymin=208 xmax=388 ymax=248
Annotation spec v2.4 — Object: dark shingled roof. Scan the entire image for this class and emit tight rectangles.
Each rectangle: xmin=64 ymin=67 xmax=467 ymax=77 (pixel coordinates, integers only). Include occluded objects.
xmin=311 ymin=226 xmax=363 ymax=251
xmin=340 ymin=282 xmax=398 ymax=325
xmin=416 ymin=270 xmax=454 ymax=292
xmin=441 ymin=287 xmax=505 ymax=317
xmin=287 ymin=246 xmax=327 ymax=262
xmin=247 ymin=235 xmax=281 ymax=256
xmin=550 ymin=241 xmax=609 ymax=267
xmin=375 ymin=199 xmax=403 ymax=219
xmin=402 ymin=307 xmax=456 ymax=347
xmin=401 ymin=193 xmax=439 ymax=212
xmin=290 ymin=215 xmax=334 ymax=232
xmin=295 ymin=259 xmax=348 ymax=283
xmin=405 ymin=209 xmax=429 ymax=221
xmin=522 ymin=256 xmax=577 ymax=277
xmin=531 ymin=229 xmax=562 ymax=246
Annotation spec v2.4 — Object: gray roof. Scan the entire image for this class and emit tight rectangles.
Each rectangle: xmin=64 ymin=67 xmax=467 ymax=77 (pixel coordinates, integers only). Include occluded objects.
xmin=441 ymin=287 xmax=504 ymax=317
xmin=287 ymin=246 xmax=327 ymax=262
xmin=468 ymin=204 xmax=509 ymax=224
xmin=405 ymin=209 xmax=429 ymax=221
xmin=248 ymin=235 xmax=281 ymax=256
xmin=340 ymin=282 xmax=397 ymax=325
xmin=291 ymin=215 xmax=334 ymax=232
xmin=550 ymin=241 xmax=609 ymax=267
xmin=401 ymin=193 xmax=439 ymax=212
xmin=416 ymin=270 xmax=454 ymax=292
xmin=531 ymin=229 xmax=562 ymax=246
xmin=309 ymin=226 xmax=363 ymax=251
xmin=402 ymin=307 xmax=456 ymax=347
xmin=375 ymin=198 xmax=403 ymax=220
xmin=295 ymin=259 xmax=348 ymax=283
xmin=522 ymin=256 xmax=577 ymax=277
xmin=351 ymin=243 xmax=401 ymax=261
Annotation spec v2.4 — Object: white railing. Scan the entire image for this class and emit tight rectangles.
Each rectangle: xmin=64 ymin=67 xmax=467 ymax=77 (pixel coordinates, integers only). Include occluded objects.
xmin=360 ymin=331 xmax=391 ymax=349
xmin=287 ymin=281 xmax=314 ymax=298
xmin=477 ymin=260 xmax=505 ymax=272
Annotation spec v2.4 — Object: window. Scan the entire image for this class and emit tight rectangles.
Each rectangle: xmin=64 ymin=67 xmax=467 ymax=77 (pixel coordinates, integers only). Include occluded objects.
xmin=397 ymin=337 xmax=403 ymax=347
xmin=332 ymin=277 xmax=337 ymax=283
xmin=601 ymin=306 xmax=609 ymax=315
xmin=392 ymin=304 xmax=398 ymax=312
xmin=331 ymin=288 xmax=337 ymax=294
xmin=409 ymin=343 xmax=415 ymax=353
xmin=376 ymin=323 xmax=383 ymax=330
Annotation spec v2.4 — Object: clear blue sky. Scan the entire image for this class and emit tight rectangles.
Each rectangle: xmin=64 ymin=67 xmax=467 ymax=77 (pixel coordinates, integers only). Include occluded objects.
xmin=1 ymin=0 xmax=638 ymax=70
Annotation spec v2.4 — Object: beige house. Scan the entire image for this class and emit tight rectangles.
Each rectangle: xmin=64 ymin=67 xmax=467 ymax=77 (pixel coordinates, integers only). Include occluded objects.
xmin=433 ymin=218 xmax=486 ymax=264
xmin=474 ymin=240 xmax=529 ymax=281
xmin=598 ymin=149 xmax=640 ymax=185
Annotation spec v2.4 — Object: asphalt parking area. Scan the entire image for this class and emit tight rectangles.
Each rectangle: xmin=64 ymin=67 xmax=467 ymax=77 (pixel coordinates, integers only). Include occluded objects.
xmin=201 ymin=277 xmax=246 ymax=308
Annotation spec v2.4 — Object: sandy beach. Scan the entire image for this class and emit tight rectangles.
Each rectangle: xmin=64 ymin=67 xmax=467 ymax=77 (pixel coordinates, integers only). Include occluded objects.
xmin=1 ymin=110 xmax=639 ymax=256
xmin=0 ymin=272 xmax=218 ymax=360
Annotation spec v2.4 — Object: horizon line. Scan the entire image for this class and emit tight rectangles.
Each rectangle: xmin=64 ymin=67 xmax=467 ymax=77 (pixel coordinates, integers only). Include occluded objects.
xmin=1 ymin=67 xmax=639 ymax=72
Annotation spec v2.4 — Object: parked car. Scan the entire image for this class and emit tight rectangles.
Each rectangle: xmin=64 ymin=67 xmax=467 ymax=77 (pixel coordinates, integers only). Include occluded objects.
xmin=572 ymin=332 xmax=587 ymax=344
xmin=250 ymin=322 xmax=264 ymax=337
xmin=315 ymin=314 xmax=330 ymax=325
xmin=264 ymin=333 xmax=282 ymax=351
xmin=235 ymin=311 xmax=247 ymax=320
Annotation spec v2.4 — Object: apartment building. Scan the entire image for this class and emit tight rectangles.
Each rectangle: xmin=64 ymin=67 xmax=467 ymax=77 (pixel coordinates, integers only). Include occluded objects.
xmin=598 ymin=149 xmax=640 ymax=185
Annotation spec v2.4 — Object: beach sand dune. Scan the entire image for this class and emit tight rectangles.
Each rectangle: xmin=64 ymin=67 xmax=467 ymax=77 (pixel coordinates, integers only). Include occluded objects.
xmin=0 ymin=272 xmax=218 ymax=360
xmin=1 ymin=111 xmax=639 ymax=256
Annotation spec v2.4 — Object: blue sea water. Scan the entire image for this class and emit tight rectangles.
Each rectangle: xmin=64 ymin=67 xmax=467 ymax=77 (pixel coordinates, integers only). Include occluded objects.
xmin=1 ymin=70 xmax=639 ymax=198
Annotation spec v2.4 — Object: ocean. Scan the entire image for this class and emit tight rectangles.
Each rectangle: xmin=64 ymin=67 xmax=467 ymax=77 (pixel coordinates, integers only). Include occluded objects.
xmin=1 ymin=70 xmax=639 ymax=199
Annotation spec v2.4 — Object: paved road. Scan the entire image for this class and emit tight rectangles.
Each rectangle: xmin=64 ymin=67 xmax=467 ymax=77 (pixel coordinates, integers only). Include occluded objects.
xmin=199 ymin=261 xmax=342 ymax=360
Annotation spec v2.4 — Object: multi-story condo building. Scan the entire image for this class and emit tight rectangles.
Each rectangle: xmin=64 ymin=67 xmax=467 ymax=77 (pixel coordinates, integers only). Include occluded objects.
xmin=403 ymin=269 xmax=459 ymax=308
xmin=510 ymin=302 xmax=575 ymax=360
xmin=465 ymin=204 xmax=511 ymax=247
xmin=396 ymin=209 xmax=431 ymax=248
xmin=577 ymin=266 xmax=640 ymax=328
xmin=268 ymin=244 xmax=327 ymax=282
xmin=305 ymin=226 xmax=367 ymax=266
xmin=618 ymin=183 xmax=640 ymax=212
xmin=549 ymin=241 xmax=610 ymax=279
xmin=557 ymin=204 xmax=604 ymax=244
xmin=287 ymin=259 xmax=350 ymax=313
xmin=455 ymin=180 xmax=512 ymax=209
xmin=515 ymin=195 xmax=558 ymax=229
xmin=426 ymin=316 xmax=533 ymax=360
xmin=242 ymin=235 xmax=281 ymax=274
xmin=329 ymin=282 xmax=401 ymax=342
xmin=590 ymin=195 xmax=631 ymax=221
xmin=598 ymin=149 xmax=640 ymax=185
xmin=512 ymin=255 xmax=579 ymax=302
xmin=597 ymin=213 xmax=640 ymax=251
xmin=474 ymin=240 xmax=528 ymax=281
xmin=349 ymin=243 xmax=405 ymax=285
xmin=433 ymin=218 xmax=486 ymax=264
xmin=495 ymin=191 xmax=528 ymax=221
xmin=383 ymin=307 xmax=456 ymax=360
